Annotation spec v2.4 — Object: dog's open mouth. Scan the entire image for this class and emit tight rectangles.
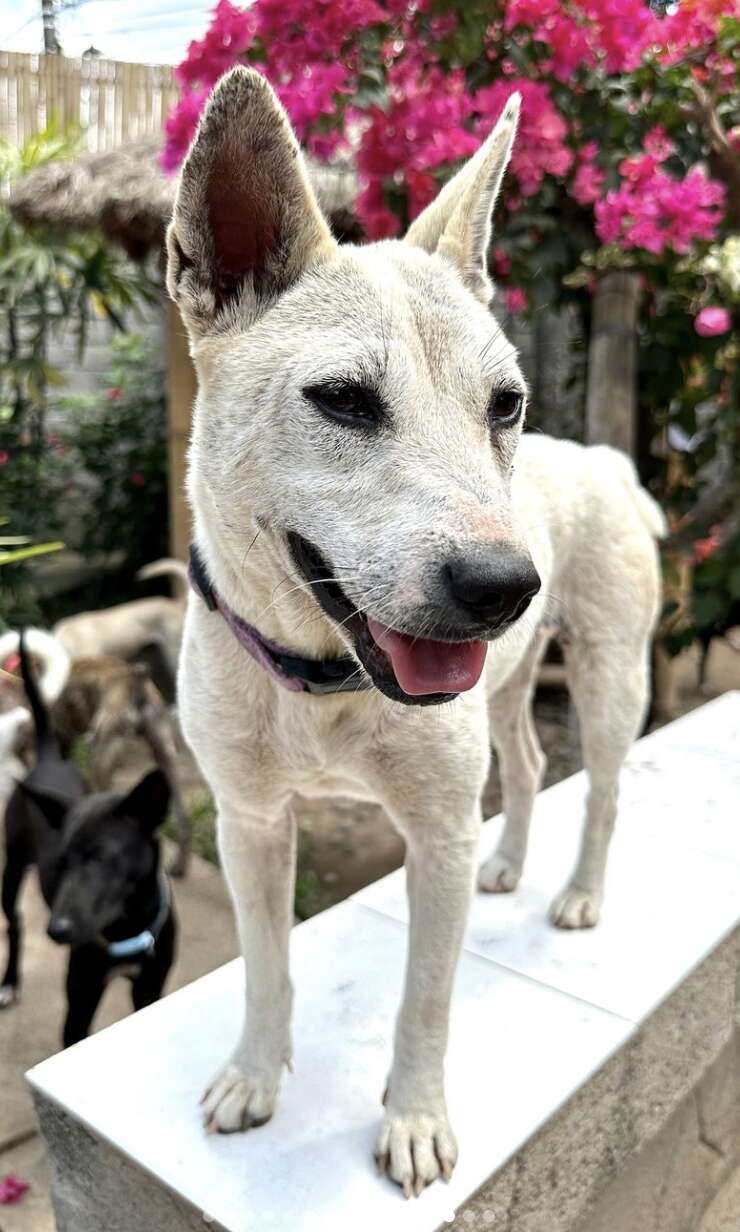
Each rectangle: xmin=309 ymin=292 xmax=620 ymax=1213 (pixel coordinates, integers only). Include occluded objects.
xmin=287 ymin=533 xmax=488 ymax=707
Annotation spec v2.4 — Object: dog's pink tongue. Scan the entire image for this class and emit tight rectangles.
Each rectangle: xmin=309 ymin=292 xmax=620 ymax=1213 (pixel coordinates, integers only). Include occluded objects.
xmin=367 ymin=618 xmax=487 ymax=696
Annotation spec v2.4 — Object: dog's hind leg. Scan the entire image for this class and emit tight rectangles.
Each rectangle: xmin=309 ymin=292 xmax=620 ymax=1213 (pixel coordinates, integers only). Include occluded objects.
xmin=550 ymin=637 xmax=650 ymax=929
xmin=478 ymin=628 xmax=549 ymax=894
xmin=0 ymin=848 xmax=29 ymax=1008
xmin=200 ymin=802 xmax=296 ymax=1133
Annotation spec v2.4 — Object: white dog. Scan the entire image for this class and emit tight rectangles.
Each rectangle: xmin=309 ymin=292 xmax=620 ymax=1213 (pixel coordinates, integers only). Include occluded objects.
xmin=167 ymin=68 xmax=664 ymax=1196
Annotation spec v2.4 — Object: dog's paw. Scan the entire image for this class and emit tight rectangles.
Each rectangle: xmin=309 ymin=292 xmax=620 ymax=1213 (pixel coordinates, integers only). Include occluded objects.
xmin=550 ymin=886 xmax=601 ymax=929
xmin=374 ymin=1110 xmax=458 ymax=1198
xmin=200 ymin=1064 xmax=279 ymax=1133
xmin=0 ymin=984 xmax=19 ymax=1009
xmin=478 ymin=853 xmax=522 ymax=894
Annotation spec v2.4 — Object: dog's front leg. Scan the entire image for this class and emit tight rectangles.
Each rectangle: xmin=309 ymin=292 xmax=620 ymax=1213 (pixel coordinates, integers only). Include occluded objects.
xmin=377 ymin=811 xmax=481 ymax=1197
xmin=201 ymin=802 xmax=296 ymax=1133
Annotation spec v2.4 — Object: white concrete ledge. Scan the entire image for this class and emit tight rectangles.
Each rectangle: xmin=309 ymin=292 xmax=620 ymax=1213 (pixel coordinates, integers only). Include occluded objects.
xmin=28 ymin=693 xmax=740 ymax=1232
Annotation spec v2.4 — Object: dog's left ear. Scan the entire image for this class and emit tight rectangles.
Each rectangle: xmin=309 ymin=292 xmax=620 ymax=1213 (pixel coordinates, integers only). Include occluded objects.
xmin=115 ymin=769 xmax=170 ymax=833
xmin=405 ymin=94 xmax=520 ymax=304
xmin=19 ymin=781 xmax=73 ymax=830
xmin=167 ymin=66 xmax=338 ymax=338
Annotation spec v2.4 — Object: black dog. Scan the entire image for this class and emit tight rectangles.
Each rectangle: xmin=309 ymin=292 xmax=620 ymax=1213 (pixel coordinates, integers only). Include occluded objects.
xmin=0 ymin=633 xmax=176 ymax=1046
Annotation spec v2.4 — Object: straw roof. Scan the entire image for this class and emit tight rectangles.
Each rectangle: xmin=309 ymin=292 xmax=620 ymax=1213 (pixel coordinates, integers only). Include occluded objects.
xmin=9 ymin=140 xmax=361 ymax=259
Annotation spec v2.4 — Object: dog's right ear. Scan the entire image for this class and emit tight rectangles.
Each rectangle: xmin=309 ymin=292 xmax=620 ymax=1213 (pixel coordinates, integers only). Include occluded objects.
xmin=115 ymin=768 xmax=170 ymax=833
xmin=166 ymin=67 xmax=337 ymax=338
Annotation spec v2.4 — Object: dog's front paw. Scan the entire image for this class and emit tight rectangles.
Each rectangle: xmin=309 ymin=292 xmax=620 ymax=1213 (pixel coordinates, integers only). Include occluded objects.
xmin=201 ymin=1063 xmax=280 ymax=1133
xmin=550 ymin=885 xmax=601 ymax=929
xmin=478 ymin=852 xmax=522 ymax=893
xmin=0 ymin=984 xmax=19 ymax=1009
xmin=374 ymin=1109 xmax=458 ymax=1198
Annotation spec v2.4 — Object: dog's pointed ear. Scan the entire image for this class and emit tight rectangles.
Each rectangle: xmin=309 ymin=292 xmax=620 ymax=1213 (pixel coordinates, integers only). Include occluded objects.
xmin=115 ymin=768 xmax=170 ymax=833
xmin=405 ymin=93 xmax=520 ymax=304
xmin=19 ymin=781 xmax=73 ymax=830
xmin=166 ymin=67 xmax=338 ymax=337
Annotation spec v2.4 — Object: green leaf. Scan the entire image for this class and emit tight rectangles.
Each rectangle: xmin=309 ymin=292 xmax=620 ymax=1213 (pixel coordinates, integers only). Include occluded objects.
xmin=0 ymin=541 xmax=64 ymax=566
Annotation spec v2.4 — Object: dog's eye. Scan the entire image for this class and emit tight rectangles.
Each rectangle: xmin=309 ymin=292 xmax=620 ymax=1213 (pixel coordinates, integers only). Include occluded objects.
xmin=488 ymin=388 xmax=524 ymax=426
xmin=303 ymin=382 xmax=383 ymax=429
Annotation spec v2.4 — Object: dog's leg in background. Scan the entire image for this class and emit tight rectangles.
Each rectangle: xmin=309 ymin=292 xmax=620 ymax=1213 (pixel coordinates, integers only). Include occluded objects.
xmin=478 ymin=629 xmax=550 ymax=894
xmin=63 ymin=948 xmax=109 ymax=1046
xmin=0 ymin=843 xmax=29 ymax=1008
xmin=201 ymin=802 xmax=296 ymax=1132
xmin=550 ymin=638 xmax=651 ymax=928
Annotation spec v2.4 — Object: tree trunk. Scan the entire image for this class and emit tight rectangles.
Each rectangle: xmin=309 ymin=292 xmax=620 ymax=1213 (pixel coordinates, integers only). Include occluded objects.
xmin=585 ymin=271 xmax=641 ymax=456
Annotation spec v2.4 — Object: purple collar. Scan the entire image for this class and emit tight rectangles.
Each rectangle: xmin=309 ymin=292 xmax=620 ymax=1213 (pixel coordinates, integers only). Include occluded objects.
xmin=188 ymin=544 xmax=371 ymax=696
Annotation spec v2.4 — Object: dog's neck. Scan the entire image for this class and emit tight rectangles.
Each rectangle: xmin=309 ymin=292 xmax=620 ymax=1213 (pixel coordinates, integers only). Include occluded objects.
xmin=194 ymin=516 xmax=349 ymax=662
xmin=102 ymin=867 xmax=162 ymax=945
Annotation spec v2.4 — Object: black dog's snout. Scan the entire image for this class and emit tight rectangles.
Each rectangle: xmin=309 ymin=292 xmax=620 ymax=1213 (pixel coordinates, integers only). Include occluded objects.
xmin=47 ymin=915 xmax=74 ymax=944
xmin=442 ymin=546 xmax=541 ymax=626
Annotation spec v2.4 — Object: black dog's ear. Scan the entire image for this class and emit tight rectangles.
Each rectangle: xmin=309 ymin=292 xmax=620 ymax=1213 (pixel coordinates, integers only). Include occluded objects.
xmin=115 ymin=769 xmax=170 ymax=833
xmin=19 ymin=781 xmax=72 ymax=829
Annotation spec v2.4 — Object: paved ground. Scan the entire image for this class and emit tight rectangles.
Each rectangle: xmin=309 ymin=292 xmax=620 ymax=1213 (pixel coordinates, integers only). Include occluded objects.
xmin=0 ymin=845 xmax=238 ymax=1232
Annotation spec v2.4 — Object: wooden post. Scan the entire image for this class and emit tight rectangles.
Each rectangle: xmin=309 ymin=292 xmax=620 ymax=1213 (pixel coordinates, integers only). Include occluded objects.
xmin=166 ymin=301 xmax=196 ymax=562
xmin=585 ymin=271 xmax=641 ymax=455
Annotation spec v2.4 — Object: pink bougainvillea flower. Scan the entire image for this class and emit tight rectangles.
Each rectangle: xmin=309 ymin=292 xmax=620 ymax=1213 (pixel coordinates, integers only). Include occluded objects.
xmin=595 ymin=167 xmax=725 ymax=254
xmin=643 ymin=125 xmax=675 ymax=162
xmin=694 ymin=306 xmax=732 ymax=337
xmin=0 ymin=1175 xmax=30 ymax=1205
xmin=106 ymin=387 xmax=123 ymax=402
xmin=493 ymin=247 xmax=511 ymax=277
xmin=693 ymin=526 xmax=722 ymax=563
xmin=0 ymin=450 xmax=9 ymax=465
xmin=505 ymin=287 xmax=528 ymax=314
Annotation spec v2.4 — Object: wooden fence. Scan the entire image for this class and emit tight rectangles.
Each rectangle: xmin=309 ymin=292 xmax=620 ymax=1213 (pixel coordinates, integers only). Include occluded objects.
xmin=0 ymin=50 xmax=177 ymax=150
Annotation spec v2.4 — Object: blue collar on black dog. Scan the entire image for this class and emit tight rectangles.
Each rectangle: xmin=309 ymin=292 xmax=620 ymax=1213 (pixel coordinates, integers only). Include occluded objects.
xmin=105 ymin=874 xmax=170 ymax=960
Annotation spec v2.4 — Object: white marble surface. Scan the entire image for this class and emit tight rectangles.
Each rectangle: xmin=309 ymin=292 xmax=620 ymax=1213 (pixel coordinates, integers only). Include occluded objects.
xmin=28 ymin=693 xmax=740 ymax=1230
xmin=28 ymin=903 xmax=631 ymax=1232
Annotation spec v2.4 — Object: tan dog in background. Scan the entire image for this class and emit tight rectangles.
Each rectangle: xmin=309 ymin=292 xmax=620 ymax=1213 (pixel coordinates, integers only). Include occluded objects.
xmin=168 ymin=68 xmax=664 ymax=1195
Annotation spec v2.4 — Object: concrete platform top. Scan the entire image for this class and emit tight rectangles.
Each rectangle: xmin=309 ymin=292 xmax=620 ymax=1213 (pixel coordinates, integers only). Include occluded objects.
xmin=27 ymin=693 xmax=740 ymax=1232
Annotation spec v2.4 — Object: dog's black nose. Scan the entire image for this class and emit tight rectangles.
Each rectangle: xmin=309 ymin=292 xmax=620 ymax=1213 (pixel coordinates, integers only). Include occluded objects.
xmin=47 ymin=916 xmax=73 ymax=944
xmin=442 ymin=546 xmax=541 ymax=625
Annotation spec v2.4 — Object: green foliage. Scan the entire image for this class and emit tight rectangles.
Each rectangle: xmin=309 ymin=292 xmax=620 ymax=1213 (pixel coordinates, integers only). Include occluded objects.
xmin=57 ymin=333 xmax=169 ymax=571
xmin=0 ymin=120 xmax=162 ymax=623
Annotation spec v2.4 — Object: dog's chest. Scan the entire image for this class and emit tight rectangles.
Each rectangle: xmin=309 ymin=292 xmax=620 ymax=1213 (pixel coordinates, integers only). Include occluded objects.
xmin=272 ymin=703 xmax=382 ymax=803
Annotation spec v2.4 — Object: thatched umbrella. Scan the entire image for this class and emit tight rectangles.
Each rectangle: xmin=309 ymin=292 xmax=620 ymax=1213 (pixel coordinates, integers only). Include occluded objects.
xmin=9 ymin=140 xmax=361 ymax=558
xmin=9 ymin=139 xmax=361 ymax=259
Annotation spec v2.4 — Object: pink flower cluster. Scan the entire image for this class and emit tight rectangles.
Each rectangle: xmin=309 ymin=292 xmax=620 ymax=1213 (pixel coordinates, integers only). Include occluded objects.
xmin=161 ymin=0 xmax=731 ymax=253
xmin=595 ymin=131 xmax=725 ymax=255
xmin=505 ymin=0 xmax=659 ymax=79
xmin=504 ymin=0 xmax=735 ymax=79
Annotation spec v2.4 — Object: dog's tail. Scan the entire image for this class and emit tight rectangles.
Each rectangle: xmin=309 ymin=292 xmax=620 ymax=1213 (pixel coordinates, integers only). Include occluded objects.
xmin=19 ymin=629 xmax=57 ymax=755
xmin=631 ymin=485 xmax=668 ymax=541
xmin=0 ymin=627 xmax=70 ymax=705
xmin=136 ymin=557 xmax=189 ymax=602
